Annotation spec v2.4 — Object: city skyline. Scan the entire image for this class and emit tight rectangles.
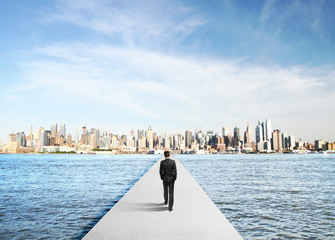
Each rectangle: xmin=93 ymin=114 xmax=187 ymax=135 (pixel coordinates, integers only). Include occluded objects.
xmin=1 ymin=1 xmax=335 ymax=143
xmin=0 ymin=118 xmax=329 ymax=146
xmin=2 ymin=119 xmax=334 ymax=154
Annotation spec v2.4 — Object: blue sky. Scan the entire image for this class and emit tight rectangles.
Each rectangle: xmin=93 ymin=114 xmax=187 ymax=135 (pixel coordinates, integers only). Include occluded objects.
xmin=1 ymin=0 xmax=335 ymax=143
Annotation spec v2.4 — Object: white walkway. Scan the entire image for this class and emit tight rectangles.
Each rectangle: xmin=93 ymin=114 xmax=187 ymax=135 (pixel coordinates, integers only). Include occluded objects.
xmin=83 ymin=157 xmax=242 ymax=240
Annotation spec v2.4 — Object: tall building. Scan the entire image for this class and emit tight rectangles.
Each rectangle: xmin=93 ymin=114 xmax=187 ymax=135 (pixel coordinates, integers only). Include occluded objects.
xmin=75 ymin=129 xmax=79 ymax=143
xmin=265 ymin=119 xmax=272 ymax=141
xmin=185 ymin=130 xmax=192 ymax=148
xmin=288 ymin=135 xmax=295 ymax=150
xmin=272 ymin=129 xmax=283 ymax=152
xmin=244 ymin=122 xmax=251 ymax=144
xmin=255 ymin=123 xmax=263 ymax=143
xmin=40 ymin=130 xmax=51 ymax=147
xmin=60 ymin=124 xmax=66 ymax=138
xmin=51 ymin=124 xmax=57 ymax=138
xmin=67 ymin=134 xmax=73 ymax=147
xmin=30 ymin=125 xmax=33 ymax=147
xmin=222 ymin=126 xmax=229 ymax=137
xmin=146 ymin=126 xmax=153 ymax=149
xmin=282 ymin=132 xmax=288 ymax=149
xmin=16 ymin=132 xmax=26 ymax=147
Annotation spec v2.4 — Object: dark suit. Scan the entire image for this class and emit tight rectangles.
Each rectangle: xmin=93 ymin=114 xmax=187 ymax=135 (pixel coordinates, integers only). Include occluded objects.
xmin=159 ymin=158 xmax=177 ymax=211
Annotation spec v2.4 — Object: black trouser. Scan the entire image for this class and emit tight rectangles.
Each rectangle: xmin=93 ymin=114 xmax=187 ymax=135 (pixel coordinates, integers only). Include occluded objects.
xmin=163 ymin=179 xmax=175 ymax=210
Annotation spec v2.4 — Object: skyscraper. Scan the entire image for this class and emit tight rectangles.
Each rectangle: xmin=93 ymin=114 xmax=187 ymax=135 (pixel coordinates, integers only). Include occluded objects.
xmin=245 ymin=122 xmax=251 ymax=144
xmin=265 ymin=119 xmax=272 ymax=141
xmin=272 ymin=129 xmax=283 ymax=152
xmin=51 ymin=124 xmax=57 ymax=138
xmin=255 ymin=123 xmax=263 ymax=143
xmin=60 ymin=124 xmax=66 ymax=138
xmin=146 ymin=126 xmax=153 ymax=149
xmin=185 ymin=130 xmax=192 ymax=148
xmin=222 ymin=126 xmax=229 ymax=137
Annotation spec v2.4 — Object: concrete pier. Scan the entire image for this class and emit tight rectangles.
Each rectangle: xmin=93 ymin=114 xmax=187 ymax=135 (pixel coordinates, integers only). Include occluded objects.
xmin=83 ymin=157 xmax=242 ymax=240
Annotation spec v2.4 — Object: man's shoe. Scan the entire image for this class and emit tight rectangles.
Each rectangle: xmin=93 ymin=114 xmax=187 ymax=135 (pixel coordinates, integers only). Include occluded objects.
xmin=164 ymin=201 xmax=168 ymax=205
xmin=169 ymin=208 xmax=173 ymax=212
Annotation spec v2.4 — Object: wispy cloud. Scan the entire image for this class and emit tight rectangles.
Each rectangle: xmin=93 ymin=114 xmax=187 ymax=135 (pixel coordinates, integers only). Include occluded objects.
xmin=12 ymin=42 xmax=335 ymax=135
xmin=43 ymin=0 xmax=206 ymax=47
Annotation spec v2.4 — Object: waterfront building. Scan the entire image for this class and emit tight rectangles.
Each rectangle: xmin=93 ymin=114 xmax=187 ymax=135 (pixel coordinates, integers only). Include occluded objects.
xmin=146 ymin=126 xmax=154 ymax=149
xmin=40 ymin=130 xmax=51 ymax=147
xmin=255 ymin=123 xmax=263 ymax=144
xmin=263 ymin=140 xmax=271 ymax=151
xmin=163 ymin=135 xmax=170 ymax=149
xmin=60 ymin=124 xmax=66 ymax=138
xmin=51 ymin=124 xmax=57 ymax=138
xmin=265 ymin=119 xmax=272 ymax=150
xmin=2 ymin=141 xmax=19 ymax=153
xmin=121 ymin=135 xmax=127 ymax=147
xmin=75 ymin=129 xmax=79 ymax=143
xmin=67 ymin=134 xmax=73 ymax=147
xmin=137 ymin=130 xmax=144 ymax=147
xmin=29 ymin=125 xmax=33 ymax=147
xmin=7 ymin=133 xmax=16 ymax=144
xmin=16 ymin=132 xmax=26 ymax=147
xmin=282 ymin=132 xmax=288 ymax=149
xmin=244 ymin=122 xmax=251 ymax=145
xmin=222 ymin=126 xmax=229 ymax=137
xmin=272 ymin=129 xmax=283 ymax=152
xmin=81 ymin=126 xmax=89 ymax=145
xmin=137 ymin=135 xmax=147 ymax=150
xmin=233 ymin=127 xmax=240 ymax=147
xmin=185 ymin=130 xmax=192 ymax=148
xmin=314 ymin=140 xmax=325 ymax=151
xmin=265 ymin=119 xmax=272 ymax=141
xmin=288 ymin=135 xmax=295 ymax=150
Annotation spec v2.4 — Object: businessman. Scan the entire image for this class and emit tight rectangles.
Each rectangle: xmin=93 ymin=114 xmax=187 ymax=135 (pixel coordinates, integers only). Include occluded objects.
xmin=159 ymin=151 xmax=177 ymax=211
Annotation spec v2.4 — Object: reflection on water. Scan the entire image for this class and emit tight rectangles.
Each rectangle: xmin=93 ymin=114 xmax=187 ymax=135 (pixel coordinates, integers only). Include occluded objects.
xmin=179 ymin=154 xmax=335 ymax=240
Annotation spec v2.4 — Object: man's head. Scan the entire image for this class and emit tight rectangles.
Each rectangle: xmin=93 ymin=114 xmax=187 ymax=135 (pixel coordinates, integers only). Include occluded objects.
xmin=164 ymin=151 xmax=170 ymax=158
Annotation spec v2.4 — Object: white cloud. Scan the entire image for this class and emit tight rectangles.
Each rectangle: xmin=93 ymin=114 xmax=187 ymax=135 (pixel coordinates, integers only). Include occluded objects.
xmin=45 ymin=0 xmax=206 ymax=47
xmin=5 ymin=0 xmax=334 ymax=142
xmin=14 ymin=42 xmax=334 ymax=140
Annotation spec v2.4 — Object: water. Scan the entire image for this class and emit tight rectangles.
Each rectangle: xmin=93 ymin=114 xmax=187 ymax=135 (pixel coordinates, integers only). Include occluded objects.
xmin=0 ymin=154 xmax=157 ymax=240
xmin=1 ymin=154 xmax=334 ymax=239
xmin=179 ymin=154 xmax=335 ymax=239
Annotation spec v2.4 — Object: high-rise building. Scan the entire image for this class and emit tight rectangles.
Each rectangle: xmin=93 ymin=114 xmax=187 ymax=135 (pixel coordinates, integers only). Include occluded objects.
xmin=16 ymin=132 xmax=26 ymax=147
xmin=255 ymin=123 xmax=263 ymax=143
xmin=288 ymin=135 xmax=295 ymax=150
xmin=40 ymin=130 xmax=51 ymax=147
xmin=265 ymin=119 xmax=272 ymax=141
xmin=146 ymin=126 xmax=153 ymax=149
xmin=51 ymin=124 xmax=57 ymax=138
xmin=282 ymin=132 xmax=288 ymax=149
xmin=272 ymin=129 xmax=282 ymax=152
xmin=185 ymin=130 xmax=192 ymax=148
xmin=222 ymin=126 xmax=229 ymax=137
xmin=244 ymin=122 xmax=252 ymax=144
xmin=75 ymin=129 xmax=79 ymax=144
xmin=60 ymin=124 xmax=66 ymax=138
xmin=67 ymin=134 xmax=72 ymax=147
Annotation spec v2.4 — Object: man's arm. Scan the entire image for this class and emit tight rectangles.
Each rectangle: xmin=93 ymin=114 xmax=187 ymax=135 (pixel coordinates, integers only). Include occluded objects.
xmin=173 ymin=161 xmax=177 ymax=180
xmin=159 ymin=161 xmax=164 ymax=180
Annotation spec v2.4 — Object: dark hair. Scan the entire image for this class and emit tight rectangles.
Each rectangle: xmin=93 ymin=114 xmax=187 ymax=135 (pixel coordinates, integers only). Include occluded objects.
xmin=164 ymin=151 xmax=170 ymax=158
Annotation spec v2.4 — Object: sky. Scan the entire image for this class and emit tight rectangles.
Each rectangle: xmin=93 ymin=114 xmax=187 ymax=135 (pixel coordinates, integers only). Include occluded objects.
xmin=1 ymin=0 xmax=335 ymax=143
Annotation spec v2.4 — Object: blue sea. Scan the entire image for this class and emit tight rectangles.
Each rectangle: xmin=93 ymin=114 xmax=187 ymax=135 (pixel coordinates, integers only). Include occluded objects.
xmin=1 ymin=154 xmax=334 ymax=239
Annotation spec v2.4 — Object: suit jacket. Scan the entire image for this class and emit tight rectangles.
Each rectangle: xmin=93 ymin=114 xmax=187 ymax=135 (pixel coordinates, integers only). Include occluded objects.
xmin=160 ymin=158 xmax=177 ymax=182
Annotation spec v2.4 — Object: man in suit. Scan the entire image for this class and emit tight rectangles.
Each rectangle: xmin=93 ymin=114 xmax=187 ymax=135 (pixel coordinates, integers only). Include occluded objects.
xmin=159 ymin=151 xmax=177 ymax=211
